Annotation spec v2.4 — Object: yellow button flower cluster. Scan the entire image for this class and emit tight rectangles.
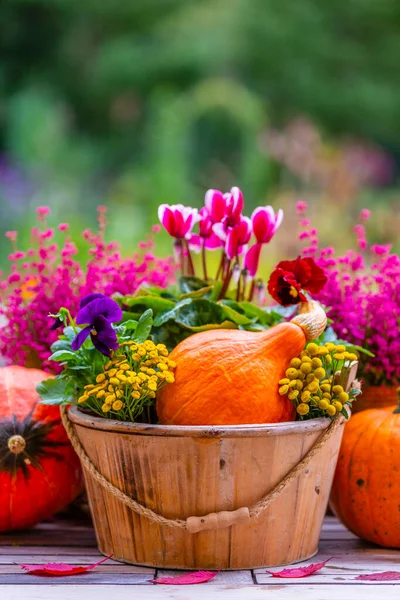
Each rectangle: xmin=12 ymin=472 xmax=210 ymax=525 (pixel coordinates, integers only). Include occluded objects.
xmin=78 ymin=340 xmax=176 ymax=421
xmin=278 ymin=341 xmax=359 ymax=420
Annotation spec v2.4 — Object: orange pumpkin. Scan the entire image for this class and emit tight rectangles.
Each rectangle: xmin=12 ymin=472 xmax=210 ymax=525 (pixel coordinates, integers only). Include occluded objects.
xmin=157 ymin=300 xmax=327 ymax=425
xmin=0 ymin=366 xmax=83 ymax=532
xmin=330 ymin=399 xmax=400 ymax=548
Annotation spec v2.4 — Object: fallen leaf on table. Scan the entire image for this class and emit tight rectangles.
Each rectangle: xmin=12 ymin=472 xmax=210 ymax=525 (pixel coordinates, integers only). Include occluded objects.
xmin=266 ymin=558 xmax=332 ymax=578
xmin=356 ymin=571 xmax=400 ymax=581
xmin=19 ymin=554 xmax=112 ymax=577
xmin=152 ymin=570 xmax=219 ymax=585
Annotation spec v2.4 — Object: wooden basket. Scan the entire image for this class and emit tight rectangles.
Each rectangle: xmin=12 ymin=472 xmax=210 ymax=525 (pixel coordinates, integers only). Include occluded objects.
xmin=68 ymin=406 xmax=347 ymax=570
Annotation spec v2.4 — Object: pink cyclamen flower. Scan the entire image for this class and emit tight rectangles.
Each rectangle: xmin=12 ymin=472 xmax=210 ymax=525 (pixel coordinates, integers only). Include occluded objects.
xmin=212 ymin=186 xmax=247 ymax=239
xmin=225 ymin=217 xmax=252 ymax=260
xmin=158 ymin=204 xmax=199 ymax=239
xmin=244 ymin=243 xmax=262 ymax=277
xmin=251 ymin=206 xmax=283 ymax=244
xmin=189 ymin=207 xmax=223 ymax=251
xmin=225 ymin=186 xmax=244 ymax=223
xmin=204 ymin=189 xmax=227 ymax=223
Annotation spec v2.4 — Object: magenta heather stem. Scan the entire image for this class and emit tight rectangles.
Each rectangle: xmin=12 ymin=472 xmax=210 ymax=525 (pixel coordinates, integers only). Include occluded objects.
xmin=201 ymin=240 xmax=208 ymax=282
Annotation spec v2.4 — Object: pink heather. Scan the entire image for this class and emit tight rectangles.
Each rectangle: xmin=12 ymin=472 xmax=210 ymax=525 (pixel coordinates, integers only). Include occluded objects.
xmin=360 ymin=208 xmax=371 ymax=222
xmin=36 ymin=206 xmax=50 ymax=216
xmin=0 ymin=210 xmax=176 ymax=373
xmin=298 ymin=206 xmax=400 ymax=386
xmin=296 ymin=201 xmax=308 ymax=216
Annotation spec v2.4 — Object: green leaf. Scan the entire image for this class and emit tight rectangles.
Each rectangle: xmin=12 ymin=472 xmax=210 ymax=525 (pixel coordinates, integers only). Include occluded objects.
xmin=36 ymin=378 xmax=73 ymax=405
xmin=209 ymin=281 xmax=223 ymax=302
xmin=122 ymin=319 xmax=138 ymax=331
xmin=179 ymin=276 xmax=208 ymax=294
xmin=239 ymin=302 xmax=285 ymax=327
xmin=155 ymin=298 xmax=240 ymax=331
xmin=134 ymin=309 xmax=153 ymax=343
xmin=180 ymin=285 xmax=214 ymax=300
xmin=62 ymin=326 xmax=77 ymax=343
xmin=219 ymin=303 xmax=252 ymax=325
xmin=49 ymin=350 xmax=78 ymax=362
xmin=220 ymin=299 xmax=246 ymax=314
xmin=338 ymin=342 xmax=375 ymax=358
xmin=50 ymin=339 xmax=72 ymax=353
xmin=154 ymin=299 xmax=191 ymax=327
xmin=118 ymin=295 xmax=176 ymax=314
xmin=239 ymin=322 xmax=269 ymax=331
xmin=184 ymin=321 xmax=237 ymax=333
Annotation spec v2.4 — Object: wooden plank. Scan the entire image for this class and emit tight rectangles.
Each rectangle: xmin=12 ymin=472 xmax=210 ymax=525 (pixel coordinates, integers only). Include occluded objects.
xmin=0 ymin=565 xmax=155 ymax=574
xmin=0 ymin=573 xmax=153 ymax=585
xmin=6 ymin=584 xmax=400 ymax=600
xmin=155 ymin=569 xmax=254 ymax=585
xmin=0 ymin=547 xmax=102 ymax=556
xmin=0 ymin=532 xmax=96 ymax=546
xmin=0 ymin=553 xmax=114 ymax=564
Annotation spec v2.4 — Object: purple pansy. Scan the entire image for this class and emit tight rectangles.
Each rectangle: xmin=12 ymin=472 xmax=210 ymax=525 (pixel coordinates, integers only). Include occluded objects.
xmin=71 ymin=294 xmax=123 ymax=357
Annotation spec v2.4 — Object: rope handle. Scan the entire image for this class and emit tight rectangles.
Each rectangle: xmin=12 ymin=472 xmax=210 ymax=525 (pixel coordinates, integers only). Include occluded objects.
xmin=60 ymin=405 xmax=343 ymax=533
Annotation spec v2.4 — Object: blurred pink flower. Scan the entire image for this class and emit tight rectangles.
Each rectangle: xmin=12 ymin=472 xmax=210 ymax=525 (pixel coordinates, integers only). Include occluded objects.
xmin=360 ymin=209 xmax=371 ymax=222
xmin=158 ymin=204 xmax=199 ymax=239
xmin=251 ymin=206 xmax=283 ymax=244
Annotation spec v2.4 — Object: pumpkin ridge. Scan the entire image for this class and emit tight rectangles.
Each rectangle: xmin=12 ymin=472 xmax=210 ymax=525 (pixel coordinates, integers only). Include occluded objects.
xmin=365 ymin=414 xmax=388 ymax=545
xmin=345 ymin=419 xmax=374 ymax=536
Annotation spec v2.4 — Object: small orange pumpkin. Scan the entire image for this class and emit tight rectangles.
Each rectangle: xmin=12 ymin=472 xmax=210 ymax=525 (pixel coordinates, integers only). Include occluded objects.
xmin=0 ymin=366 xmax=83 ymax=532
xmin=330 ymin=396 xmax=400 ymax=548
xmin=157 ymin=301 xmax=327 ymax=425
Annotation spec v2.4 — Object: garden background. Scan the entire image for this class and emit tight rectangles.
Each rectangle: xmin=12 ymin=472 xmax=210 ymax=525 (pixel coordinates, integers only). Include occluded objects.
xmin=0 ymin=0 xmax=399 ymax=270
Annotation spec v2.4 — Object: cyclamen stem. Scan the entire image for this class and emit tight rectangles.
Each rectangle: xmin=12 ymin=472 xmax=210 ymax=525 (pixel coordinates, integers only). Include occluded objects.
xmin=215 ymin=251 xmax=225 ymax=281
xmin=248 ymin=279 xmax=256 ymax=303
xmin=219 ymin=259 xmax=233 ymax=299
xmin=236 ymin=274 xmax=241 ymax=302
xmin=201 ymin=240 xmax=208 ymax=282
xmin=184 ymin=240 xmax=195 ymax=276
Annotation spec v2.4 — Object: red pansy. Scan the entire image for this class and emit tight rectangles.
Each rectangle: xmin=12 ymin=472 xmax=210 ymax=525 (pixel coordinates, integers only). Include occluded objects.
xmin=268 ymin=256 xmax=327 ymax=306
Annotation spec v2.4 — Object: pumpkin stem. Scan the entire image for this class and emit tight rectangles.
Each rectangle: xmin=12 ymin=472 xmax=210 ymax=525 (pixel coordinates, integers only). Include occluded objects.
xmin=291 ymin=301 xmax=327 ymax=341
xmin=7 ymin=435 xmax=26 ymax=455
xmin=393 ymin=388 xmax=400 ymax=414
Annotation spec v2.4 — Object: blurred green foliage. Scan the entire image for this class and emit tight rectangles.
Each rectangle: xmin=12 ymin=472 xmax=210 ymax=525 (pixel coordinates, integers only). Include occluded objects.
xmin=0 ymin=0 xmax=399 ymax=266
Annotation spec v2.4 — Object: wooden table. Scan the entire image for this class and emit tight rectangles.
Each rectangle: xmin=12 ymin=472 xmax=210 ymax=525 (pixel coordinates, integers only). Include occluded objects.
xmin=2 ymin=515 xmax=400 ymax=599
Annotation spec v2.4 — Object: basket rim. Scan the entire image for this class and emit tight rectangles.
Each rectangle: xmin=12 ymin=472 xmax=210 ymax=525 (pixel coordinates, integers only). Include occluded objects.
xmin=67 ymin=405 xmax=341 ymax=438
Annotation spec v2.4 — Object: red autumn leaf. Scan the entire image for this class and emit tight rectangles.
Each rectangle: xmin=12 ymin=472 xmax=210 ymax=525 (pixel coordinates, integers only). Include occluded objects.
xmin=152 ymin=570 xmax=219 ymax=585
xmin=267 ymin=558 xmax=332 ymax=578
xmin=19 ymin=554 xmax=112 ymax=577
xmin=356 ymin=571 xmax=400 ymax=581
